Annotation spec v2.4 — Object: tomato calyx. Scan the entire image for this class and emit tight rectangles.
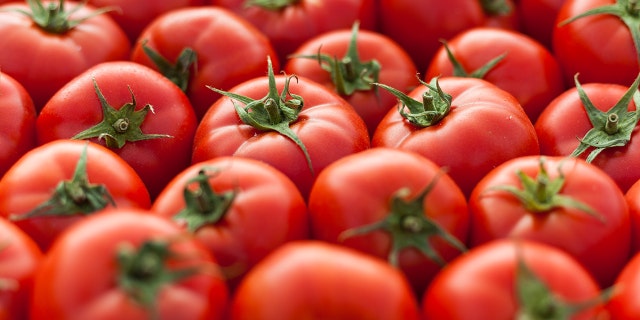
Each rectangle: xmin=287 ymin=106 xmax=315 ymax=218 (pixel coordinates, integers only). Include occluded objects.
xmin=72 ymin=78 xmax=173 ymax=149
xmin=141 ymin=42 xmax=197 ymax=93
xmin=479 ymin=0 xmax=512 ymax=17
xmin=290 ymin=21 xmax=381 ymax=97
xmin=8 ymin=0 xmax=117 ymax=34
xmin=570 ymin=73 xmax=640 ymax=162
xmin=173 ymin=167 xmax=237 ymax=233
xmin=207 ymin=57 xmax=314 ymax=174
xmin=339 ymin=170 xmax=467 ymax=267
xmin=486 ymin=157 xmax=604 ymax=221
xmin=440 ymin=40 xmax=507 ymax=78
xmin=244 ymin=0 xmax=300 ymax=11
xmin=9 ymin=143 xmax=115 ymax=221
xmin=374 ymin=76 xmax=452 ymax=128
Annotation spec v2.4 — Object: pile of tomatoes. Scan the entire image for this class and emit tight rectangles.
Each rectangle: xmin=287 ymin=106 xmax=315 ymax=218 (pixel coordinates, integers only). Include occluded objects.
xmin=1 ymin=0 xmax=640 ymax=319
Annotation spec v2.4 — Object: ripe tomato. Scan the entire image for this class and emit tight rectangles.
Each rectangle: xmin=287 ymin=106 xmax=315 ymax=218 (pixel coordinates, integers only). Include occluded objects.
xmin=425 ymin=27 xmax=566 ymax=122
xmin=535 ymin=73 xmax=640 ymax=193
xmin=605 ymin=250 xmax=640 ymax=318
xmin=192 ymin=58 xmax=370 ymax=199
xmin=517 ymin=0 xmax=566 ymax=49
xmin=0 ymin=72 xmax=36 ymax=179
xmin=469 ymin=155 xmax=630 ymax=287
xmin=0 ymin=0 xmax=130 ymax=110
xmin=130 ymin=6 xmax=279 ymax=119
xmin=553 ymin=0 xmax=639 ymax=86
xmin=372 ymin=76 xmax=540 ymax=197
xmin=0 ymin=217 xmax=43 ymax=320
xmin=151 ymin=156 xmax=308 ymax=290
xmin=230 ymin=240 xmax=420 ymax=320
xmin=0 ymin=139 xmax=151 ymax=251
xmin=30 ymin=209 xmax=229 ymax=319
xmin=284 ymin=22 xmax=418 ymax=135
xmin=422 ymin=239 xmax=609 ymax=319
xmin=36 ymin=61 xmax=198 ymax=199
xmin=625 ymin=178 xmax=640 ymax=254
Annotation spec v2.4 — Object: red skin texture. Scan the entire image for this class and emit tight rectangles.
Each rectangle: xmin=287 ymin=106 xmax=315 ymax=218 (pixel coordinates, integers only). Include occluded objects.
xmin=151 ymin=156 xmax=309 ymax=290
xmin=422 ymin=239 xmax=607 ymax=320
xmin=0 ymin=140 xmax=151 ymax=252
xmin=517 ymin=0 xmax=566 ymax=49
xmin=606 ymin=250 xmax=640 ymax=318
xmin=0 ymin=72 xmax=36 ymax=179
xmin=230 ymin=240 xmax=421 ymax=320
xmin=284 ymin=27 xmax=418 ymax=135
xmin=425 ymin=27 xmax=566 ymax=122
xmin=191 ymin=74 xmax=371 ymax=199
xmin=0 ymin=1 xmax=131 ymax=110
xmin=0 ymin=217 xmax=43 ymax=320
xmin=625 ymin=178 xmax=640 ymax=255
xmin=469 ymin=156 xmax=631 ymax=287
xmin=372 ymin=77 xmax=540 ymax=197
xmin=130 ymin=6 xmax=279 ymax=119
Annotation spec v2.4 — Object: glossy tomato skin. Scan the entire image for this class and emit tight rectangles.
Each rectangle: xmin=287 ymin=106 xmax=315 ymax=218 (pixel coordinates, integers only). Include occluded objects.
xmin=308 ymin=147 xmax=468 ymax=295
xmin=0 ymin=1 xmax=131 ymax=110
xmin=373 ymin=77 xmax=540 ymax=197
xmin=425 ymin=27 xmax=566 ymax=122
xmin=0 ymin=72 xmax=36 ymax=179
xmin=517 ymin=0 xmax=566 ymax=49
xmin=152 ymin=156 xmax=309 ymax=290
xmin=469 ymin=156 xmax=630 ymax=287
xmin=30 ymin=209 xmax=229 ymax=319
xmin=0 ymin=217 xmax=43 ymax=320
xmin=130 ymin=6 xmax=279 ymax=119
xmin=535 ymin=83 xmax=640 ymax=193
xmin=284 ymin=27 xmax=418 ymax=135
xmin=36 ymin=61 xmax=198 ymax=199
xmin=422 ymin=239 xmax=607 ymax=319
xmin=192 ymin=75 xmax=370 ymax=199
xmin=553 ymin=0 xmax=638 ymax=86
xmin=212 ymin=0 xmax=376 ymax=66
xmin=606 ymin=251 xmax=640 ymax=318
xmin=0 ymin=140 xmax=151 ymax=252
xmin=625 ymin=179 xmax=640 ymax=254
xmin=230 ymin=240 xmax=420 ymax=320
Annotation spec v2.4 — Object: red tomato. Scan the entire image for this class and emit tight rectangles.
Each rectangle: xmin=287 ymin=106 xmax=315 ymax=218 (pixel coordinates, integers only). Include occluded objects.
xmin=212 ymin=0 xmax=376 ymax=65
xmin=0 ymin=72 xmax=36 ymax=179
xmin=468 ymin=155 xmax=630 ymax=287
xmin=0 ymin=217 xmax=43 ymax=320
xmin=372 ymin=76 xmax=540 ymax=197
xmin=308 ymin=147 xmax=468 ymax=295
xmin=605 ymin=250 xmax=640 ymax=318
xmin=625 ymin=178 xmax=640 ymax=254
xmin=230 ymin=240 xmax=420 ymax=320
xmin=0 ymin=0 xmax=130 ymax=110
xmin=36 ymin=61 xmax=198 ymax=199
xmin=130 ymin=6 xmax=279 ymax=119
xmin=422 ymin=239 xmax=608 ymax=319
xmin=284 ymin=22 xmax=418 ymax=135
xmin=0 ymin=139 xmax=151 ymax=251
xmin=535 ymin=74 xmax=640 ymax=193
xmin=553 ymin=0 xmax=639 ymax=86
xmin=30 ymin=209 xmax=229 ymax=319
xmin=151 ymin=156 xmax=308 ymax=290
xmin=517 ymin=0 xmax=566 ymax=49
xmin=192 ymin=58 xmax=370 ymax=199
xmin=425 ymin=27 xmax=566 ymax=122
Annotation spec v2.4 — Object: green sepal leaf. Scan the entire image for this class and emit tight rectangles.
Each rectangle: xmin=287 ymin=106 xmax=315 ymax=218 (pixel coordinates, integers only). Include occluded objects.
xmin=141 ymin=42 xmax=197 ymax=93
xmin=440 ymin=39 xmax=507 ymax=79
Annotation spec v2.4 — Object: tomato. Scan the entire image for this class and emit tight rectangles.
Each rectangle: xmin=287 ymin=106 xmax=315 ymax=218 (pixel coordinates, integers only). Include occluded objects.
xmin=230 ymin=240 xmax=420 ymax=320
xmin=192 ymin=57 xmax=370 ymax=199
xmin=308 ymin=147 xmax=468 ymax=295
xmin=425 ymin=27 xmax=566 ymax=122
xmin=377 ymin=0 xmax=520 ymax=72
xmin=535 ymin=73 xmax=640 ymax=193
xmin=0 ymin=217 xmax=43 ymax=320
xmin=468 ymin=155 xmax=630 ymax=287
xmin=605 ymin=250 xmax=640 ymax=318
xmin=625 ymin=178 xmax=640 ymax=254
xmin=0 ymin=0 xmax=130 ymax=110
xmin=211 ymin=0 xmax=376 ymax=66
xmin=517 ymin=0 xmax=566 ymax=49
xmin=0 ymin=72 xmax=36 ymax=179
xmin=422 ymin=239 xmax=609 ymax=319
xmin=553 ymin=0 xmax=639 ymax=86
xmin=36 ymin=61 xmax=198 ymax=199
xmin=372 ymin=76 xmax=539 ymax=197
xmin=151 ymin=156 xmax=308 ymax=290
xmin=30 ymin=209 xmax=229 ymax=319
xmin=284 ymin=22 xmax=418 ymax=135
xmin=130 ymin=6 xmax=279 ymax=119
xmin=0 ymin=139 xmax=151 ymax=251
